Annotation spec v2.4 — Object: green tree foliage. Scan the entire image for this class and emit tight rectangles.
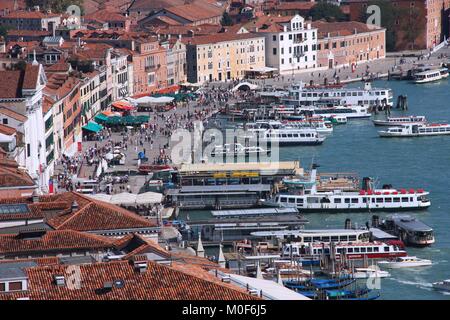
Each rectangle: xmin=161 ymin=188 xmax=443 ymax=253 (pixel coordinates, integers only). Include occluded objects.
xmin=308 ymin=2 xmax=346 ymax=22
xmin=359 ymin=0 xmax=399 ymax=51
xmin=26 ymin=0 xmax=84 ymax=14
xmin=221 ymin=11 xmax=233 ymax=26
xmin=0 ymin=26 xmax=9 ymax=38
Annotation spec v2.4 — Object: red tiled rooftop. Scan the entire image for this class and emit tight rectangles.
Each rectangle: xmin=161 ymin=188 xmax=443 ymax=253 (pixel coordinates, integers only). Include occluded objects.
xmin=2 ymin=10 xmax=60 ymax=19
xmin=164 ymin=2 xmax=223 ymax=22
xmin=0 ymin=107 xmax=27 ymax=122
xmin=0 ymin=259 xmax=257 ymax=300
xmin=0 ymin=230 xmax=115 ymax=256
xmin=183 ymin=32 xmax=264 ymax=46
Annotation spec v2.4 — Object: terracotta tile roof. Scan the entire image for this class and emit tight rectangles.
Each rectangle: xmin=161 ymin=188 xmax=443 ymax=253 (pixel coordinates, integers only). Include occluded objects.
xmin=0 ymin=257 xmax=59 ymax=266
xmin=0 ymin=123 xmax=16 ymax=135
xmin=0 ymin=70 xmax=22 ymax=98
xmin=273 ymin=2 xmax=315 ymax=11
xmin=129 ymin=0 xmax=185 ymax=11
xmin=312 ymin=20 xmax=384 ymax=39
xmin=22 ymin=64 xmax=41 ymax=90
xmin=244 ymin=15 xmax=297 ymax=33
xmin=0 ymin=230 xmax=115 ymax=256
xmin=42 ymin=95 xmax=55 ymax=114
xmin=0 ymin=107 xmax=28 ymax=122
xmin=44 ymin=192 xmax=157 ymax=232
xmin=150 ymin=23 xmax=222 ymax=36
xmin=0 ymin=259 xmax=258 ymax=300
xmin=72 ymin=43 xmax=113 ymax=60
xmin=2 ymin=10 xmax=60 ymax=19
xmin=183 ymin=32 xmax=263 ymax=46
xmin=6 ymin=30 xmax=52 ymax=37
xmin=0 ymin=164 xmax=36 ymax=192
xmin=164 ymin=2 xmax=223 ymax=22
xmin=154 ymin=15 xmax=182 ymax=25
xmin=84 ymin=9 xmax=129 ymax=23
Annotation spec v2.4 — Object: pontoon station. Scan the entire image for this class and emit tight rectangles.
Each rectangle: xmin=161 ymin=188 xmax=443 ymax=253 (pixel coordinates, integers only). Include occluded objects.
xmin=166 ymin=161 xmax=302 ymax=210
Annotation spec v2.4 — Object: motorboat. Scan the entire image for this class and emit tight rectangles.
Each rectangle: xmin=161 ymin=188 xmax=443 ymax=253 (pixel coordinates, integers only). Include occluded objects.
xmin=432 ymin=279 xmax=450 ymax=292
xmin=352 ymin=266 xmax=391 ymax=279
xmin=377 ymin=256 xmax=432 ymax=268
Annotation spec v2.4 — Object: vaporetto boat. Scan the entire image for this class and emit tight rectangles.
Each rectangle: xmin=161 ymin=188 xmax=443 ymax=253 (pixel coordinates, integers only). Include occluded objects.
xmin=265 ymin=169 xmax=431 ymax=212
xmin=413 ymin=67 xmax=449 ymax=84
xmin=379 ymin=123 xmax=450 ymax=137
xmin=282 ymin=81 xmax=394 ymax=107
xmin=372 ymin=116 xmax=427 ymax=126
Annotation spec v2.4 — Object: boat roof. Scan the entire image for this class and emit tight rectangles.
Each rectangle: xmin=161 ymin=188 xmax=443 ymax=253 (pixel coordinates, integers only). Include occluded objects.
xmin=369 ymin=227 xmax=398 ymax=240
xmin=179 ymin=161 xmax=302 ymax=174
xmin=387 ymin=215 xmax=433 ymax=232
xmin=211 ymin=207 xmax=299 ymax=217
xmin=251 ymin=229 xmax=369 ymax=237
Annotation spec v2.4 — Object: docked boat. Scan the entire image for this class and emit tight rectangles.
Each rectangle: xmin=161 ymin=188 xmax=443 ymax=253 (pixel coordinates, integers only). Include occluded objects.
xmin=282 ymin=81 xmax=394 ymax=107
xmin=413 ymin=67 xmax=449 ymax=83
xmin=266 ymin=169 xmax=431 ymax=212
xmin=283 ymin=241 xmax=407 ymax=260
xmin=377 ymin=256 xmax=432 ymax=268
xmin=282 ymin=119 xmax=333 ymax=134
xmin=373 ymin=116 xmax=427 ymax=126
xmin=432 ymin=279 xmax=450 ymax=292
xmin=377 ymin=215 xmax=435 ymax=246
xmin=325 ymin=115 xmax=347 ymax=125
xmin=277 ymin=104 xmax=370 ymax=119
xmin=210 ymin=143 xmax=270 ymax=157
xmin=352 ymin=266 xmax=391 ymax=279
xmin=243 ymin=121 xmax=326 ymax=145
xmin=379 ymin=123 xmax=450 ymax=137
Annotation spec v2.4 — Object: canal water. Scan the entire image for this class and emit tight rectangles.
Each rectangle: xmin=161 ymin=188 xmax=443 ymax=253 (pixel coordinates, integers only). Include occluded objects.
xmin=182 ymin=79 xmax=450 ymax=299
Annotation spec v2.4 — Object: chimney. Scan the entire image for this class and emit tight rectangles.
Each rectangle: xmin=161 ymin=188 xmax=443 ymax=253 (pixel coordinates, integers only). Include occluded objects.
xmin=133 ymin=260 xmax=148 ymax=273
xmin=54 ymin=275 xmax=65 ymax=286
xmin=32 ymin=190 xmax=39 ymax=203
xmin=196 ymin=232 xmax=205 ymax=258
xmin=71 ymin=200 xmax=79 ymax=212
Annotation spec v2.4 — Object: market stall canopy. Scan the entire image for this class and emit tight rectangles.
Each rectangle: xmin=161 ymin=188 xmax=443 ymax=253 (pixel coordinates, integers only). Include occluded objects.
xmin=133 ymin=96 xmax=174 ymax=104
xmin=87 ymin=192 xmax=163 ymax=206
xmin=112 ymin=100 xmax=135 ymax=111
xmin=82 ymin=121 xmax=103 ymax=133
xmin=94 ymin=113 xmax=109 ymax=123
xmin=87 ymin=194 xmax=112 ymax=202
xmin=136 ymin=192 xmax=164 ymax=205
xmin=110 ymin=192 xmax=137 ymax=205
xmin=180 ymin=81 xmax=202 ymax=87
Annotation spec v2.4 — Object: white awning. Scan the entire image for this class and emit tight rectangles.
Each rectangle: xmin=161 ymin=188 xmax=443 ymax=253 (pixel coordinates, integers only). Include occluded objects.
xmin=110 ymin=192 xmax=137 ymax=205
xmin=231 ymin=82 xmax=260 ymax=92
xmin=86 ymin=194 xmax=112 ymax=202
xmin=245 ymin=66 xmax=277 ymax=73
xmin=132 ymin=96 xmax=174 ymax=105
xmin=136 ymin=191 xmax=164 ymax=205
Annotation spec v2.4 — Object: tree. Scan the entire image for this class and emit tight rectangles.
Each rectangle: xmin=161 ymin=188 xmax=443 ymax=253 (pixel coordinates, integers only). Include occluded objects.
xmin=221 ymin=12 xmax=233 ymax=27
xmin=308 ymin=2 xmax=346 ymax=22
xmin=0 ymin=26 xmax=9 ymax=38
xmin=26 ymin=0 xmax=84 ymax=14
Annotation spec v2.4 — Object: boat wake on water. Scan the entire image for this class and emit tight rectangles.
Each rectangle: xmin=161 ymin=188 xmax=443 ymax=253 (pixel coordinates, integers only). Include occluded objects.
xmin=388 ymin=277 xmax=434 ymax=290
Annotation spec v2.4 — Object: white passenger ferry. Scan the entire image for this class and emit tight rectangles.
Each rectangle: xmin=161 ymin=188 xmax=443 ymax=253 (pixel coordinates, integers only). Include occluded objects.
xmin=413 ymin=68 xmax=449 ymax=84
xmin=266 ymin=169 xmax=431 ymax=212
xmin=373 ymin=116 xmax=427 ymax=126
xmin=283 ymin=81 xmax=394 ymax=107
xmin=379 ymin=123 xmax=450 ymax=137
xmin=273 ymin=104 xmax=370 ymax=119
xmin=250 ymin=229 xmax=371 ymax=244
xmin=283 ymin=241 xmax=407 ymax=260
xmin=243 ymin=121 xmax=326 ymax=145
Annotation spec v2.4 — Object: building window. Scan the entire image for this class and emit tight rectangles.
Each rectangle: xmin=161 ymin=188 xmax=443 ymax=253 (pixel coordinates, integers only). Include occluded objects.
xmin=2 ymin=118 xmax=7 ymax=125
xmin=272 ymin=35 xmax=277 ymax=41
xmin=27 ymin=144 xmax=31 ymax=157
xmin=8 ymin=282 xmax=23 ymax=291
xmin=280 ymin=35 xmax=284 ymax=41
xmin=273 ymin=48 xmax=277 ymax=55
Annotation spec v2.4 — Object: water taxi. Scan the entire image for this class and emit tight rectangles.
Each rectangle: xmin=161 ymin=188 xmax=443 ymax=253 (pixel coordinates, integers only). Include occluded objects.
xmin=352 ymin=266 xmax=391 ymax=279
xmin=379 ymin=123 xmax=450 ymax=137
xmin=413 ymin=67 xmax=449 ymax=84
xmin=377 ymin=256 xmax=432 ymax=268
xmin=432 ymin=279 xmax=450 ymax=292
xmin=266 ymin=169 xmax=431 ymax=212
xmin=373 ymin=116 xmax=427 ymax=126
